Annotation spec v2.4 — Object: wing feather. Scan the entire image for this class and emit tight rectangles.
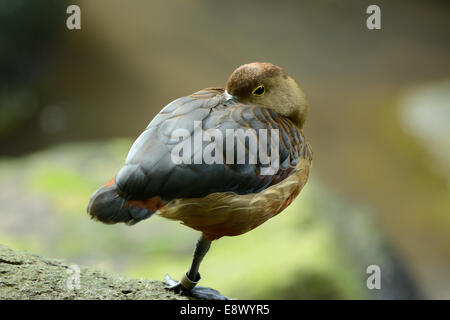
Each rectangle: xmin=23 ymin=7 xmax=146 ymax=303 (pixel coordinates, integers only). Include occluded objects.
xmin=116 ymin=89 xmax=312 ymax=201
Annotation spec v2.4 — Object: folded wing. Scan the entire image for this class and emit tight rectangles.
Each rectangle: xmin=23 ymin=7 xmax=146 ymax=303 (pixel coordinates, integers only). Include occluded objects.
xmin=115 ymin=88 xmax=312 ymax=202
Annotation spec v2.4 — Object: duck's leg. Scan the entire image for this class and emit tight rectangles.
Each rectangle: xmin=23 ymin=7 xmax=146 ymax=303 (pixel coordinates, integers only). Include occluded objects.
xmin=165 ymin=234 xmax=230 ymax=300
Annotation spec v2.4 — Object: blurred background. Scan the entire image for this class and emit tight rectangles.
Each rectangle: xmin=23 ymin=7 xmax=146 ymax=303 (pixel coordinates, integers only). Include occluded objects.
xmin=1 ymin=0 xmax=449 ymax=299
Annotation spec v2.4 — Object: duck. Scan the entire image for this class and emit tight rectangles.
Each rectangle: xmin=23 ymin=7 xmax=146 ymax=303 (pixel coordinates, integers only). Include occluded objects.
xmin=87 ymin=62 xmax=313 ymax=299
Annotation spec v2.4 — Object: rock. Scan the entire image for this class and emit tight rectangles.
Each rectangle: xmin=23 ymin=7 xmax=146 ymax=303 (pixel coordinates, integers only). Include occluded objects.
xmin=0 ymin=244 xmax=189 ymax=300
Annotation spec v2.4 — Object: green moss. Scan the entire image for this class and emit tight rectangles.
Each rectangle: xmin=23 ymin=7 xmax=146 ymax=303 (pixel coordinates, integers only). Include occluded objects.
xmin=30 ymin=167 xmax=92 ymax=196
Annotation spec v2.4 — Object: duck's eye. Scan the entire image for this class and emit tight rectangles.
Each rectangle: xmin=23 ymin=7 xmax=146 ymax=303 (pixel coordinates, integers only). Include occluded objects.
xmin=252 ymin=85 xmax=265 ymax=96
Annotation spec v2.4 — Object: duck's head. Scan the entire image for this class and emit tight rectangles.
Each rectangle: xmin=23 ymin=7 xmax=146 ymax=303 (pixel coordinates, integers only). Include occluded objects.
xmin=225 ymin=62 xmax=309 ymax=128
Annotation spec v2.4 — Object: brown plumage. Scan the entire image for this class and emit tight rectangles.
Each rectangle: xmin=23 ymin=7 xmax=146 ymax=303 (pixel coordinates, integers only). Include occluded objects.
xmin=158 ymin=148 xmax=311 ymax=241
xmin=87 ymin=62 xmax=313 ymax=299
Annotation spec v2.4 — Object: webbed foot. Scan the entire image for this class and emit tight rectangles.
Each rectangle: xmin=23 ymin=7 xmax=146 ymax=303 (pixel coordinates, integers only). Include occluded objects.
xmin=164 ymin=274 xmax=231 ymax=300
